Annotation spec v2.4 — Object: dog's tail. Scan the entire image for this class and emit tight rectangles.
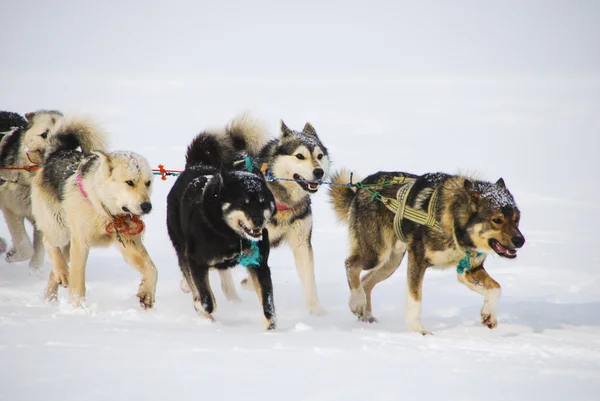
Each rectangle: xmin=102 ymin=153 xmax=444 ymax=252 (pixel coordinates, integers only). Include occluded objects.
xmin=225 ymin=113 xmax=269 ymax=157
xmin=328 ymin=169 xmax=360 ymax=223
xmin=185 ymin=113 xmax=268 ymax=170
xmin=43 ymin=117 xmax=108 ymax=162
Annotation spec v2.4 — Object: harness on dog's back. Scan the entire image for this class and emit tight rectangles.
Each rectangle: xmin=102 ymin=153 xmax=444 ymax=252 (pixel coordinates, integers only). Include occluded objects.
xmin=356 ymin=175 xmax=441 ymax=243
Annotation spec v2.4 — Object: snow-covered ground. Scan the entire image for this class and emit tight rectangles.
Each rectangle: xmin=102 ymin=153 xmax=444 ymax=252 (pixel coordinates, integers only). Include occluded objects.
xmin=1 ymin=1 xmax=599 ymax=400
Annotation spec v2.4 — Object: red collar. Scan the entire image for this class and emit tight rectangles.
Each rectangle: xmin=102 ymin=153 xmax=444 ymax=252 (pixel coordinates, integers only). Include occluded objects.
xmin=76 ymin=173 xmax=91 ymax=203
xmin=276 ymin=202 xmax=290 ymax=211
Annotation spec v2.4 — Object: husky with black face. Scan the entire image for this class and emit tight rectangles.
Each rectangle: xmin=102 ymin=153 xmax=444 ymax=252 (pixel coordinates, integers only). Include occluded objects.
xmin=166 ymin=116 xmax=277 ymax=330
xmin=330 ymin=170 xmax=525 ymax=334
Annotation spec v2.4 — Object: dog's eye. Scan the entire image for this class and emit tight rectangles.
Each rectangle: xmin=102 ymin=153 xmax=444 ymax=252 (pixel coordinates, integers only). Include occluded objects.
xmin=296 ymin=154 xmax=305 ymax=160
xmin=40 ymin=131 xmax=48 ymax=139
xmin=317 ymin=154 xmax=323 ymax=160
xmin=245 ymin=199 xmax=250 ymax=204
xmin=126 ymin=180 xmax=135 ymax=187
xmin=145 ymin=181 xmax=151 ymax=187
xmin=492 ymin=217 xmax=503 ymax=224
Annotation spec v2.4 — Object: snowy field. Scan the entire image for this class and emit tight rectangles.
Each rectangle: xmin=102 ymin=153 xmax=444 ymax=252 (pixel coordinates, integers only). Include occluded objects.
xmin=1 ymin=1 xmax=599 ymax=400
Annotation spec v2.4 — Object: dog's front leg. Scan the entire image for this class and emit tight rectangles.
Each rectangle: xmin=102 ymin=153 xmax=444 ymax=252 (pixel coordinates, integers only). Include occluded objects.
xmin=248 ymin=230 xmax=276 ymax=330
xmin=405 ymin=250 xmax=431 ymax=335
xmin=68 ymin=238 xmax=90 ymax=307
xmin=287 ymin=219 xmax=326 ymax=315
xmin=188 ymin=264 xmax=216 ymax=321
xmin=248 ymin=267 xmax=276 ymax=331
xmin=28 ymin=222 xmax=45 ymax=270
xmin=2 ymin=208 xmax=33 ymax=263
xmin=457 ymin=265 xmax=501 ymax=329
xmin=118 ymin=237 xmax=158 ymax=309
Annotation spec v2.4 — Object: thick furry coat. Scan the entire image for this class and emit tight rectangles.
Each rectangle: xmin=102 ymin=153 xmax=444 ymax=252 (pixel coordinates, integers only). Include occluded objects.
xmin=31 ymin=117 xmax=158 ymax=308
xmin=330 ymin=169 xmax=525 ymax=334
xmin=167 ymin=115 xmax=277 ymax=330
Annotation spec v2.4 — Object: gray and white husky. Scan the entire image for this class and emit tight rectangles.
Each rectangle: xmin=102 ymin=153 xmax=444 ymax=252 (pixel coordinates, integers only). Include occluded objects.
xmin=0 ymin=110 xmax=63 ymax=268
xmin=218 ymin=118 xmax=330 ymax=315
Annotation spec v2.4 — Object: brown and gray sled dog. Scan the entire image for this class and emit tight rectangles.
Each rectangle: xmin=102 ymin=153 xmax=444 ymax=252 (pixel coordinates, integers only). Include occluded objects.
xmin=31 ymin=118 xmax=158 ymax=308
xmin=0 ymin=110 xmax=63 ymax=269
xmin=329 ymin=170 xmax=525 ymax=334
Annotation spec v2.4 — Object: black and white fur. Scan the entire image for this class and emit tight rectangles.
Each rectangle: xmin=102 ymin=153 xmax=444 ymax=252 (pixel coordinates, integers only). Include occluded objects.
xmin=166 ymin=115 xmax=277 ymax=330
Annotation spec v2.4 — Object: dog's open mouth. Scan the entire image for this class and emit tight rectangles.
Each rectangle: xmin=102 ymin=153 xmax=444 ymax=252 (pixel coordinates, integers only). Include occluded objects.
xmin=239 ymin=221 xmax=262 ymax=240
xmin=293 ymin=174 xmax=320 ymax=193
xmin=489 ymin=239 xmax=517 ymax=259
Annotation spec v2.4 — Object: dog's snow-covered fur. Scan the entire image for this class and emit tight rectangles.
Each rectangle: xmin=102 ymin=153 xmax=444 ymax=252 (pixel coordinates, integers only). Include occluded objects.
xmin=0 ymin=110 xmax=63 ymax=268
xmin=31 ymin=118 xmax=158 ymax=308
xmin=216 ymin=119 xmax=331 ymax=315
xmin=329 ymin=169 xmax=525 ymax=334
xmin=167 ymin=115 xmax=277 ymax=330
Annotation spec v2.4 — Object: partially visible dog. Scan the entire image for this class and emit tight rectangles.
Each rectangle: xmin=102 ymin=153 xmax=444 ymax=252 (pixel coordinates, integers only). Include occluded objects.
xmin=31 ymin=117 xmax=158 ymax=308
xmin=217 ymin=119 xmax=330 ymax=315
xmin=0 ymin=110 xmax=63 ymax=268
xmin=329 ymin=169 xmax=525 ymax=334
xmin=167 ymin=115 xmax=277 ymax=330
xmin=0 ymin=111 xmax=27 ymax=256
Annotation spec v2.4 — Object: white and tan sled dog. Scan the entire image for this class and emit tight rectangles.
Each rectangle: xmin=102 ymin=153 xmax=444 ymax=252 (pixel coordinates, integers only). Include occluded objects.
xmin=31 ymin=117 xmax=158 ymax=308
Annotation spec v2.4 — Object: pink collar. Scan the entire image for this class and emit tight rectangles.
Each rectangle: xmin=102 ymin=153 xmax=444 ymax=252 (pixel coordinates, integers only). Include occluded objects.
xmin=76 ymin=173 xmax=91 ymax=203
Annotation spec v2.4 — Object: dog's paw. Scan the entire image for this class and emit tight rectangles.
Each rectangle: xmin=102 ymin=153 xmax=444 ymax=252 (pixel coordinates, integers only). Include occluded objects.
xmin=264 ymin=318 xmax=277 ymax=331
xmin=308 ymin=303 xmax=327 ymax=316
xmin=55 ymin=269 xmax=69 ymax=288
xmin=358 ymin=315 xmax=378 ymax=324
xmin=5 ymin=246 xmax=33 ymax=263
xmin=0 ymin=238 xmax=6 ymax=254
xmin=406 ymin=320 xmax=432 ymax=335
xmin=348 ymin=290 xmax=367 ymax=318
xmin=44 ymin=287 xmax=58 ymax=303
xmin=28 ymin=256 xmax=44 ymax=271
xmin=137 ymin=287 xmax=155 ymax=309
xmin=180 ymin=278 xmax=191 ymax=293
xmin=481 ymin=313 xmax=498 ymax=329
xmin=193 ymin=300 xmax=216 ymax=322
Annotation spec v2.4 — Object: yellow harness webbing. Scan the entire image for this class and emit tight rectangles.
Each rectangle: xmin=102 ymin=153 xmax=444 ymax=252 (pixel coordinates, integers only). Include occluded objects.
xmin=376 ymin=179 xmax=442 ymax=242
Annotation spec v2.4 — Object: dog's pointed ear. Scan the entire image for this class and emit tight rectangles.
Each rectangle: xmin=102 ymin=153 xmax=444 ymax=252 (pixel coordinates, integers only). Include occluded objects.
xmin=280 ymin=120 xmax=293 ymax=138
xmin=464 ymin=179 xmax=480 ymax=201
xmin=24 ymin=112 xmax=35 ymax=121
xmin=95 ymin=151 xmax=113 ymax=175
xmin=303 ymin=122 xmax=317 ymax=136
xmin=495 ymin=177 xmax=506 ymax=188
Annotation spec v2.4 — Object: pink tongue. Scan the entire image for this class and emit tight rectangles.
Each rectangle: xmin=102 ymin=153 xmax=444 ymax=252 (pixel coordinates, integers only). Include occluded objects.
xmin=495 ymin=242 xmax=508 ymax=253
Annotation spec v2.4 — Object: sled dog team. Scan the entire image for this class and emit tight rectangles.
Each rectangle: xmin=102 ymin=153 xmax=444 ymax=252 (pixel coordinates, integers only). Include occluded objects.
xmin=0 ymin=110 xmax=525 ymax=333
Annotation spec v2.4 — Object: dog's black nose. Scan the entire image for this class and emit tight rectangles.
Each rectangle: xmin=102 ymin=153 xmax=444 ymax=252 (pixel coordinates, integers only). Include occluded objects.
xmin=512 ymin=234 xmax=525 ymax=248
xmin=251 ymin=216 xmax=264 ymax=227
xmin=313 ymin=168 xmax=324 ymax=179
xmin=140 ymin=202 xmax=152 ymax=214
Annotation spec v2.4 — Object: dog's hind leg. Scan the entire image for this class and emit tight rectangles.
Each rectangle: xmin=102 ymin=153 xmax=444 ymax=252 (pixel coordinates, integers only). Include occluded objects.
xmin=28 ymin=221 xmax=45 ymax=270
xmin=248 ymin=266 xmax=276 ymax=331
xmin=188 ymin=264 xmax=216 ymax=321
xmin=457 ymin=265 xmax=501 ymax=329
xmin=44 ymin=243 xmax=69 ymax=302
xmin=405 ymin=250 xmax=431 ymax=335
xmin=218 ymin=269 xmax=242 ymax=302
xmin=361 ymin=242 xmax=407 ymax=323
xmin=3 ymin=208 xmax=33 ymax=263
xmin=118 ymin=237 xmax=158 ymax=309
